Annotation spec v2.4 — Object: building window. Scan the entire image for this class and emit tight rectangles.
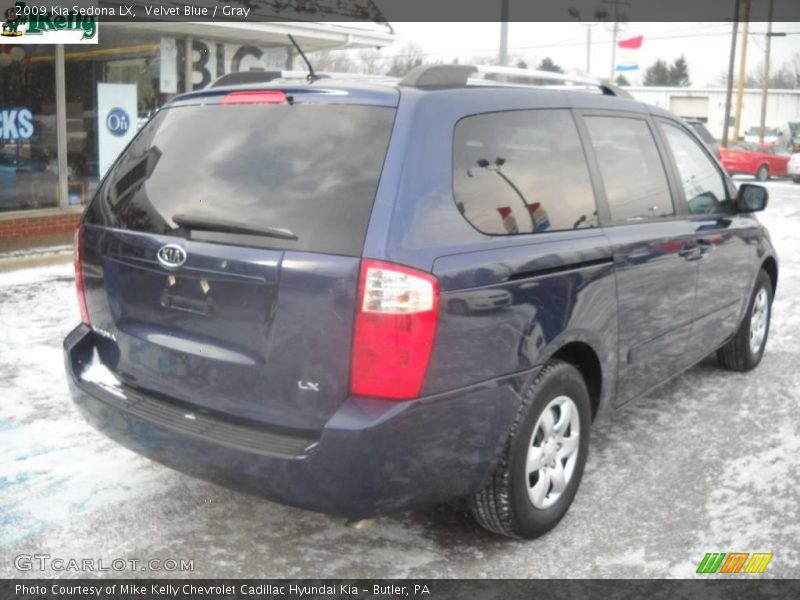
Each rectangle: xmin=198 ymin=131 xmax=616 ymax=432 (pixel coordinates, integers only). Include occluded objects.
xmin=0 ymin=45 xmax=58 ymax=212
xmin=65 ymin=28 xmax=165 ymax=207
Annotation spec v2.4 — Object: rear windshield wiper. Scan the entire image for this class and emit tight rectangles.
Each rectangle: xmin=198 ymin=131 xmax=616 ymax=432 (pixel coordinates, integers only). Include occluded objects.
xmin=172 ymin=214 xmax=298 ymax=241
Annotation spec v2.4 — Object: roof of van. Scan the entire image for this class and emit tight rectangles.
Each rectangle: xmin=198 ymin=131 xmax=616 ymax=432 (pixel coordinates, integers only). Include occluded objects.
xmin=169 ymin=72 xmax=674 ymax=119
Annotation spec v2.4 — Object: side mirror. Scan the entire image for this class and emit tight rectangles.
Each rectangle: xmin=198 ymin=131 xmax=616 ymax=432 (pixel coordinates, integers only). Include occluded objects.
xmin=736 ymin=184 xmax=768 ymax=212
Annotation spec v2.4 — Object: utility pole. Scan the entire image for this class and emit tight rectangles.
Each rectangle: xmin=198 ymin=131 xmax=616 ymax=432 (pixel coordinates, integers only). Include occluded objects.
xmin=759 ymin=0 xmax=775 ymax=143
xmin=721 ymin=0 xmax=740 ymax=148
xmin=610 ymin=21 xmax=619 ymax=79
xmin=602 ymin=0 xmax=631 ymax=79
xmin=568 ymin=6 xmax=601 ymax=76
xmin=732 ymin=0 xmax=750 ymax=145
xmin=499 ymin=0 xmax=509 ymax=66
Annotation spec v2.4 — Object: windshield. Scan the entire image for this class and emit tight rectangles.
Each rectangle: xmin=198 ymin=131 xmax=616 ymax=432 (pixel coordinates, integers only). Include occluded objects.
xmin=730 ymin=142 xmax=761 ymax=152
xmin=745 ymin=126 xmax=779 ymax=137
xmin=87 ymin=102 xmax=396 ymax=256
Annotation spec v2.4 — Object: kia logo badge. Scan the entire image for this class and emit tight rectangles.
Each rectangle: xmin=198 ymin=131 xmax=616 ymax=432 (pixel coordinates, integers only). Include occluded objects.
xmin=157 ymin=244 xmax=187 ymax=269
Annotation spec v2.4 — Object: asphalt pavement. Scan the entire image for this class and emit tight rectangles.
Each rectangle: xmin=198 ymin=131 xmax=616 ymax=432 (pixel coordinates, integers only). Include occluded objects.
xmin=1 ymin=179 xmax=798 ymax=578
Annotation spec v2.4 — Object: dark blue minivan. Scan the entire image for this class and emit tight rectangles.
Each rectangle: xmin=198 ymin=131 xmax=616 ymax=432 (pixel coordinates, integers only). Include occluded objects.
xmin=64 ymin=64 xmax=777 ymax=539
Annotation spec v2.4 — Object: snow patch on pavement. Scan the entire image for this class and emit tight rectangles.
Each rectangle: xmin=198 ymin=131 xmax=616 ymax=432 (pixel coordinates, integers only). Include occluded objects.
xmin=1 ymin=182 xmax=799 ymax=578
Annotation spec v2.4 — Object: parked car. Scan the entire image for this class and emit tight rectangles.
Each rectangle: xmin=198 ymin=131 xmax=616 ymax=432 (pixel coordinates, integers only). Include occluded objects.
xmin=719 ymin=143 xmax=790 ymax=180
xmin=788 ymin=152 xmax=800 ymax=183
xmin=790 ymin=121 xmax=800 ymax=152
xmin=684 ymin=119 xmax=720 ymax=157
xmin=743 ymin=124 xmax=789 ymax=147
xmin=64 ymin=64 xmax=778 ymax=540
xmin=446 ymin=289 xmax=512 ymax=314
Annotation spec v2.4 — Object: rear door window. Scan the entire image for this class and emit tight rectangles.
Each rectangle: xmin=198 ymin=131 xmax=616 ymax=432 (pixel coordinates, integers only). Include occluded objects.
xmin=452 ymin=109 xmax=598 ymax=236
xmin=87 ymin=103 xmax=396 ymax=256
xmin=583 ymin=116 xmax=674 ymax=222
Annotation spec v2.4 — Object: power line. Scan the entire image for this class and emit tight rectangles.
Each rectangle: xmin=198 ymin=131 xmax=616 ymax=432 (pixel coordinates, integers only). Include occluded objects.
xmin=329 ymin=25 xmax=800 ymax=72
xmin=374 ymin=29 xmax=744 ymax=61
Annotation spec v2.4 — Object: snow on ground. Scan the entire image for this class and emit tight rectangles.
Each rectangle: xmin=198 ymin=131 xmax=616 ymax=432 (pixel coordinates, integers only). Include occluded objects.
xmin=1 ymin=180 xmax=798 ymax=578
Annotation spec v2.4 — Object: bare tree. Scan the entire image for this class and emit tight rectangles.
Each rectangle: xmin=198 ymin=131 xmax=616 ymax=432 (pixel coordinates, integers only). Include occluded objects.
xmin=358 ymin=48 xmax=387 ymax=75
xmin=386 ymin=42 xmax=427 ymax=77
xmin=715 ymin=54 xmax=800 ymax=90
xmin=750 ymin=58 xmax=799 ymax=89
xmin=308 ymin=48 xmax=360 ymax=73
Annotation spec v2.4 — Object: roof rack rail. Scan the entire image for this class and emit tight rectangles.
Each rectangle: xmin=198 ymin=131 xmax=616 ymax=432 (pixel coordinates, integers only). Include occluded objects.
xmin=399 ymin=64 xmax=633 ymax=99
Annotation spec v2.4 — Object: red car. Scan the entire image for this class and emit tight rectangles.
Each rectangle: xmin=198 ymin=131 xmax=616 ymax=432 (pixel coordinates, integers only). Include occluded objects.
xmin=719 ymin=143 xmax=791 ymax=180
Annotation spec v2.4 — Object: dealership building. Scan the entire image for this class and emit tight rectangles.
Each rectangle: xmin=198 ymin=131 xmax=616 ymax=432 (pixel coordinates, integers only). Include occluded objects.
xmin=626 ymin=86 xmax=800 ymax=141
xmin=3 ymin=20 xmax=799 ymax=243
xmin=0 ymin=21 xmax=393 ymax=241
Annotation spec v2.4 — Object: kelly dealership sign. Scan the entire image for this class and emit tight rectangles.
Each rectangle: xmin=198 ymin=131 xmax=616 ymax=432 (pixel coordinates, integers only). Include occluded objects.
xmin=0 ymin=1 xmax=98 ymax=43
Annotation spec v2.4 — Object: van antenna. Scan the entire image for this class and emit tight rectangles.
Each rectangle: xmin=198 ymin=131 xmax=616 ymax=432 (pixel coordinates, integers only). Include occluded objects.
xmin=287 ymin=34 xmax=318 ymax=82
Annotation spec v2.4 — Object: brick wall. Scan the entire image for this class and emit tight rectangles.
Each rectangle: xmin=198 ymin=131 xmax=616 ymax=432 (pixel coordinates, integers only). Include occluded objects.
xmin=0 ymin=212 xmax=82 ymax=241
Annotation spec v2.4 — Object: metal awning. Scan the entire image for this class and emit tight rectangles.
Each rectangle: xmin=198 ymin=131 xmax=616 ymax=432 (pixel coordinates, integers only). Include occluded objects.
xmin=108 ymin=21 xmax=394 ymax=51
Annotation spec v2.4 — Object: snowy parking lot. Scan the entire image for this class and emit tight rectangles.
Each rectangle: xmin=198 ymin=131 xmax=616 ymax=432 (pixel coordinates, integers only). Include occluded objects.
xmin=1 ymin=179 xmax=799 ymax=578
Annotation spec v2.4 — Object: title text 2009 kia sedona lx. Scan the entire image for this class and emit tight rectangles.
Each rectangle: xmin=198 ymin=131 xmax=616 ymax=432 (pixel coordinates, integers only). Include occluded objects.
xmin=64 ymin=64 xmax=777 ymax=539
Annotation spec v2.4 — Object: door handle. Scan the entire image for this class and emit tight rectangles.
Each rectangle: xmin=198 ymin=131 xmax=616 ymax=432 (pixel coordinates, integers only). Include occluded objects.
xmin=678 ymin=242 xmax=703 ymax=261
xmin=696 ymin=239 xmax=714 ymax=253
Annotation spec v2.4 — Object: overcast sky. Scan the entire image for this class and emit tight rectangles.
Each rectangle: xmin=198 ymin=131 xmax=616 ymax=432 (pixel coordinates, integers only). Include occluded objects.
xmin=387 ymin=22 xmax=800 ymax=86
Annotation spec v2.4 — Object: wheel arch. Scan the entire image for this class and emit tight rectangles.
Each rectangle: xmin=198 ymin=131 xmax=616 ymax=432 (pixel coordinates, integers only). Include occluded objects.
xmin=761 ymin=255 xmax=778 ymax=296
xmin=550 ymin=341 xmax=603 ymax=421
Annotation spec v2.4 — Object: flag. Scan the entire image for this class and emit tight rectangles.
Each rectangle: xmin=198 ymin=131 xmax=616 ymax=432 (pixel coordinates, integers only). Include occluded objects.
xmin=616 ymin=35 xmax=643 ymax=72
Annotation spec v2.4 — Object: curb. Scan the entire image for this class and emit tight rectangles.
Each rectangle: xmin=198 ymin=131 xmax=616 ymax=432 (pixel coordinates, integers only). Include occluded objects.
xmin=0 ymin=248 xmax=73 ymax=273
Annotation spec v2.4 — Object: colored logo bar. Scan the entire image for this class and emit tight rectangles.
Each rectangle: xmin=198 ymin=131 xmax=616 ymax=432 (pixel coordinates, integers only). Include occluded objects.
xmin=697 ymin=553 xmax=773 ymax=574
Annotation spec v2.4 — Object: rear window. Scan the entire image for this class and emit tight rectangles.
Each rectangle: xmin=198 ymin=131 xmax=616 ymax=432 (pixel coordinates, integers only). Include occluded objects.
xmin=86 ymin=103 xmax=396 ymax=256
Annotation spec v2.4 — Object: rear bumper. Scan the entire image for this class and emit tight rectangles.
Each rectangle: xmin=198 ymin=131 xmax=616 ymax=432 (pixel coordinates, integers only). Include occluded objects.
xmin=64 ymin=325 xmax=521 ymax=518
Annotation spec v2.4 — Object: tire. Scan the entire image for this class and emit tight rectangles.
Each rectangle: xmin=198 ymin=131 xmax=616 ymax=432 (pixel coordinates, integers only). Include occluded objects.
xmin=792 ymin=177 xmax=800 ymax=184
xmin=448 ymin=299 xmax=469 ymax=316
xmin=717 ymin=270 xmax=773 ymax=372
xmin=756 ymin=165 xmax=769 ymax=181
xmin=468 ymin=360 xmax=591 ymax=539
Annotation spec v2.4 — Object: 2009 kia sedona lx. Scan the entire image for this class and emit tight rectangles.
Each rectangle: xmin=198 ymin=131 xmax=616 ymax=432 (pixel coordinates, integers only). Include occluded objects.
xmin=64 ymin=64 xmax=777 ymax=539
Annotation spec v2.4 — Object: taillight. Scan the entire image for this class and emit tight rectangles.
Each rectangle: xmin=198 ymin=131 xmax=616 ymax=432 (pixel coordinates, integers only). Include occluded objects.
xmin=74 ymin=224 xmax=90 ymax=325
xmin=221 ymin=90 xmax=287 ymax=105
xmin=350 ymin=259 xmax=439 ymax=400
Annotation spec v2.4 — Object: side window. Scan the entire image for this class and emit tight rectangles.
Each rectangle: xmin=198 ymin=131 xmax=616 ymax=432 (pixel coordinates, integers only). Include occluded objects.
xmin=452 ymin=109 xmax=598 ymax=236
xmin=661 ymin=122 xmax=731 ymax=215
xmin=584 ymin=116 xmax=673 ymax=221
